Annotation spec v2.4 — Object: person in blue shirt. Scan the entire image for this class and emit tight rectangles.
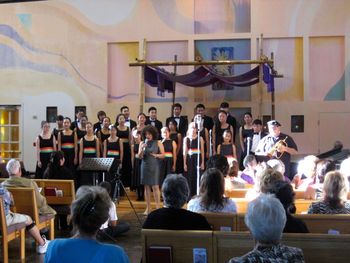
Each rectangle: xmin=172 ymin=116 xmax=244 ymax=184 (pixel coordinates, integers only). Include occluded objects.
xmin=45 ymin=185 xmax=130 ymax=263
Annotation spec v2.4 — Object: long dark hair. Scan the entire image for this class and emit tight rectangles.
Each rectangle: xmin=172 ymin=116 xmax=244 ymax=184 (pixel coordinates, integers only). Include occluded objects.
xmin=199 ymin=168 xmax=226 ymax=210
xmin=45 ymin=151 xmax=64 ymax=179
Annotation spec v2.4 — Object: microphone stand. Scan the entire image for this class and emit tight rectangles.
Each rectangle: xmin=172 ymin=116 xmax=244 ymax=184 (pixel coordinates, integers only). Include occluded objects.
xmin=194 ymin=115 xmax=202 ymax=195
xmin=209 ymin=129 xmax=213 ymax=157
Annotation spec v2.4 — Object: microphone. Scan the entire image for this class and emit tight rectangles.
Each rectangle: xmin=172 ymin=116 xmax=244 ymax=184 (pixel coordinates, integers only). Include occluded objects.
xmin=143 ymin=139 xmax=148 ymax=150
xmin=194 ymin=114 xmax=202 ymax=130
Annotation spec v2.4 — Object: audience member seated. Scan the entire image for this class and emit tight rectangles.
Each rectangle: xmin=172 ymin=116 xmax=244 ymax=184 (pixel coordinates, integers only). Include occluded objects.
xmin=45 ymin=186 xmax=129 ymax=263
xmin=206 ymin=154 xmax=244 ymax=190
xmin=43 ymin=151 xmax=74 ymax=180
xmin=245 ymin=167 xmax=284 ymax=200
xmin=307 ymin=171 xmax=350 ymax=214
xmin=187 ymin=168 xmax=237 ymax=213
xmin=240 ymin=155 xmax=257 ymax=185
xmin=0 ymin=184 xmax=50 ymax=254
xmin=292 ymin=155 xmax=318 ymax=190
xmin=304 ymin=159 xmax=336 ymax=200
xmin=3 ymin=159 xmax=56 ymax=216
xmin=266 ymin=159 xmax=291 ymax=183
xmin=228 ymin=194 xmax=305 ymax=263
xmin=97 ymin=182 xmax=130 ymax=241
xmin=340 ymin=157 xmax=350 ymax=183
xmin=142 ymin=174 xmax=211 ymax=230
xmin=269 ymin=181 xmax=309 ymax=233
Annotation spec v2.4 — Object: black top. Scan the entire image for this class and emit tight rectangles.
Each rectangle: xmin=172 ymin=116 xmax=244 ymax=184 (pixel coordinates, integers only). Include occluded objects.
xmin=284 ymin=213 xmax=309 ymax=233
xmin=166 ymin=116 xmax=188 ymax=137
xmin=214 ymin=124 xmax=233 ymax=149
xmin=145 ymin=118 xmax=163 ymax=139
xmin=75 ymin=127 xmax=87 ymax=141
xmin=106 ymin=138 xmax=121 ymax=159
xmin=52 ymin=128 xmax=63 ymax=141
xmin=93 ymin=122 xmax=102 ymax=133
xmin=44 ymin=165 xmax=73 ymax=180
xmin=98 ymin=129 xmax=110 ymax=144
xmin=82 ymin=137 xmax=97 ymax=158
xmin=143 ymin=207 xmax=211 ymax=230
xmin=116 ymin=127 xmax=130 ymax=141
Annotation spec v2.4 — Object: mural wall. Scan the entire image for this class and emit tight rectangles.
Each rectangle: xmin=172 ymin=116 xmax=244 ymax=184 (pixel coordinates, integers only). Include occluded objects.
xmin=0 ymin=0 xmax=349 ymax=169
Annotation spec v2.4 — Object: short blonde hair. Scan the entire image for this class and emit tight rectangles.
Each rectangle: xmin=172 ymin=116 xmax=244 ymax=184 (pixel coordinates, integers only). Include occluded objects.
xmin=323 ymin=171 xmax=349 ymax=206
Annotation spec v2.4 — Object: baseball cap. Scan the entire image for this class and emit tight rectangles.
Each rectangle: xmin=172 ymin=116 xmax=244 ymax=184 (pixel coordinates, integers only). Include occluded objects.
xmin=267 ymin=120 xmax=281 ymax=127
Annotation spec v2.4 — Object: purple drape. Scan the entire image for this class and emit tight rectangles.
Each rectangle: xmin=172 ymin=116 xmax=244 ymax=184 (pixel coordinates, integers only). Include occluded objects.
xmin=144 ymin=63 xmax=275 ymax=96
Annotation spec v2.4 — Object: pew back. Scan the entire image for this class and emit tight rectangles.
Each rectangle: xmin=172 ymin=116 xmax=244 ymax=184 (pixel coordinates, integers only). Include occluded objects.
xmin=142 ymin=229 xmax=213 ymax=263
xmin=237 ymin=213 xmax=350 ymax=233
xmin=200 ymin=212 xmax=236 ymax=231
xmin=34 ymin=179 xmax=75 ymax=205
xmin=214 ymin=232 xmax=350 ymax=263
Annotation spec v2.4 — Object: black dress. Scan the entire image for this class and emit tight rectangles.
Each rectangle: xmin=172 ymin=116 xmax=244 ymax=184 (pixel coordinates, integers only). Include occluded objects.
xmin=75 ymin=127 xmax=86 ymax=158
xmin=131 ymin=143 xmax=141 ymax=188
xmin=105 ymin=138 xmax=121 ymax=160
xmin=35 ymin=135 xmax=55 ymax=179
xmin=79 ymin=137 xmax=97 ymax=186
xmin=160 ymin=139 xmax=174 ymax=184
xmin=220 ymin=143 xmax=234 ymax=159
xmin=60 ymin=131 xmax=76 ymax=172
xmin=98 ymin=130 xmax=110 ymax=148
xmin=185 ymin=137 xmax=202 ymax=197
xmin=214 ymin=124 xmax=232 ymax=150
xmin=117 ymin=127 xmax=132 ymax=187
xmin=170 ymin=132 xmax=183 ymax=174
xmin=81 ymin=137 xmax=97 ymax=158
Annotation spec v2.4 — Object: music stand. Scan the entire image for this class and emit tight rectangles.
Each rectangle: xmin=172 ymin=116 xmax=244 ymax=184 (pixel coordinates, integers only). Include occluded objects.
xmin=78 ymin=158 xmax=119 ymax=185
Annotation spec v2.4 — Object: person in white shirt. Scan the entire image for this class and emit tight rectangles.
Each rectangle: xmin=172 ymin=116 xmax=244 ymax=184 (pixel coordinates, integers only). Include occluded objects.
xmin=97 ymin=182 xmax=130 ymax=241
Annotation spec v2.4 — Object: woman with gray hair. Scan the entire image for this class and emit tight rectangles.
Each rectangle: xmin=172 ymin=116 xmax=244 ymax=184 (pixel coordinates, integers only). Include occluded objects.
xmin=45 ymin=186 xmax=129 ymax=263
xmin=143 ymin=174 xmax=211 ymax=230
xmin=229 ymin=194 xmax=305 ymax=263
xmin=307 ymin=171 xmax=350 ymax=214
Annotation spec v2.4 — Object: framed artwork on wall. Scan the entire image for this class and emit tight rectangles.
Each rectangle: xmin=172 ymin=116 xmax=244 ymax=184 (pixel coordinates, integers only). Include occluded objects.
xmin=211 ymin=47 xmax=234 ymax=90
xmin=46 ymin=106 xmax=57 ymax=123
xmin=291 ymin=115 xmax=304 ymax=133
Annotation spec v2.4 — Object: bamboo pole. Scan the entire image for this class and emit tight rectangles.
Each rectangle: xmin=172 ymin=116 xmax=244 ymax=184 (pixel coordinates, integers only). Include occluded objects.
xmin=129 ymin=58 xmax=273 ymax=67
xmin=172 ymin=54 xmax=178 ymax=113
xmin=258 ymin=34 xmax=264 ymax=119
xmin=139 ymin=39 xmax=147 ymax=113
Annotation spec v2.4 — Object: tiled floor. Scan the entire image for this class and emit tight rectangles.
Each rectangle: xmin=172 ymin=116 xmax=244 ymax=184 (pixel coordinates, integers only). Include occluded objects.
xmin=6 ymin=210 xmax=145 ymax=263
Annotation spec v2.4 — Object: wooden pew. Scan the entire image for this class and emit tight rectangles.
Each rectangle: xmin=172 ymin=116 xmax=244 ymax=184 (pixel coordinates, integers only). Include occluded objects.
xmin=225 ymin=189 xmax=248 ymax=198
xmin=200 ymin=212 xmax=236 ymax=231
xmin=142 ymin=229 xmax=213 ymax=263
xmin=0 ymin=178 xmax=76 ymax=206
xmin=0 ymin=197 xmax=26 ymax=263
xmin=297 ymin=214 xmax=350 ymax=234
xmin=236 ymin=213 xmax=350 ymax=234
xmin=7 ymin=187 xmax=55 ymax=240
xmin=213 ymin=231 xmax=350 ymax=263
xmin=34 ymin=179 xmax=75 ymax=205
xmin=232 ymin=198 xmax=313 ymax=214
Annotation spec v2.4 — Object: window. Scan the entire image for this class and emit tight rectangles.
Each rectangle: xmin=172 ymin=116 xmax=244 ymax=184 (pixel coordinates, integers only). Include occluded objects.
xmin=0 ymin=106 xmax=21 ymax=162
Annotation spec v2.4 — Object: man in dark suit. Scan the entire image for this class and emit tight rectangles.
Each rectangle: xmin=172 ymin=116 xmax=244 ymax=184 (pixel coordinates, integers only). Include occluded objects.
xmin=70 ymin=109 xmax=85 ymax=130
xmin=194 ymin=103 xmax=214 ymax=132
xmin=166 ymin=103 xmax=188 ymax=137
xmin=146 ymin=106 xmax=163 ymax=139
xmin=120 ymin=106 xmax=136 ymax=130
xmin=248 ymin=119 xmax=267 ymax=155
xmin=93 ymin=110 xmax=106 ymax=133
